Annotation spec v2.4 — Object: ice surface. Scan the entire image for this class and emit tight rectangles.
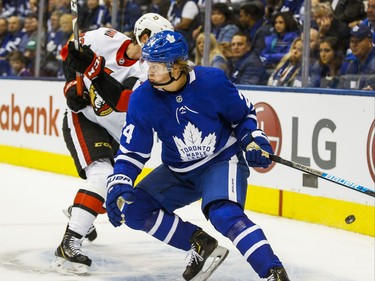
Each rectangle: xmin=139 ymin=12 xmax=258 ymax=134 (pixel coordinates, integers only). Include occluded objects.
xmin=0 ymin=163 xmax=373 ymax=281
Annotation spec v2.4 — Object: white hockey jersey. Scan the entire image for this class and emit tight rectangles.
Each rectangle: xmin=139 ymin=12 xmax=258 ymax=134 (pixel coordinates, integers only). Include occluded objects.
xmin=77 ymin=27 xmax=146 ymax=142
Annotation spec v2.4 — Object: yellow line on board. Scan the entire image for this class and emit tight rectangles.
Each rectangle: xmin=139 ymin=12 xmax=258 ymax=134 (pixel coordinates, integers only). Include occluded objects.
xmin=1 ymin=145 xmax=373 ymax=237
xmin=246 ymin=185 xmax=374 ymax=237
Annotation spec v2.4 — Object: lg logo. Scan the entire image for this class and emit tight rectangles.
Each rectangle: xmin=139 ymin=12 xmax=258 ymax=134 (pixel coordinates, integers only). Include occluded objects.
xmin=254 ymin=102 xmax=375 ymax=183
xmin=367 ymin=120 xmax=375 ymax=183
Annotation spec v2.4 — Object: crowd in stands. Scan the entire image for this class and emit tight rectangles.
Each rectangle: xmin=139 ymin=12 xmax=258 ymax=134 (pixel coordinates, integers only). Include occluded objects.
xmin=0 ymin=0 xmax=374 ymax=90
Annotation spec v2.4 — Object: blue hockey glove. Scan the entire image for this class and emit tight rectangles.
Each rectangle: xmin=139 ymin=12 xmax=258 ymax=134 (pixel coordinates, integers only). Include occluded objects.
xmin=106 ymin=174 xmax=135 ymax=227
xmin=244 ymin=129 xmax=274 ymax=168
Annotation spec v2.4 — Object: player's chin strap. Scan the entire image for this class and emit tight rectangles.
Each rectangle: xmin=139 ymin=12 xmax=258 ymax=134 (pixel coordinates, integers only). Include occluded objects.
xmin=150 ymin=70 xmax=185 ymax=87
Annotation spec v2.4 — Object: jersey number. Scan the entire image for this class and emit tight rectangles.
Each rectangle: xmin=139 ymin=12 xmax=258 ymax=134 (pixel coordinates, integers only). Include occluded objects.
xmin=122 ymin=124 xmax=135 ymax=144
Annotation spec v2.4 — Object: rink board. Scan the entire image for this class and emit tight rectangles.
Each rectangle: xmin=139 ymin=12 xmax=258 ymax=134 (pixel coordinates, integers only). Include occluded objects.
xmin=0 ymin=79 xmax=374 ymax=236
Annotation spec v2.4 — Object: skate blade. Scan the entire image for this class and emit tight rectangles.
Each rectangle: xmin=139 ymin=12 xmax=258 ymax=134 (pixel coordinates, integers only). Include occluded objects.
xmin=50 ymin=256 xmax=90 ymax=275
xmin=191 ymin=246 xmax=229 ymax=281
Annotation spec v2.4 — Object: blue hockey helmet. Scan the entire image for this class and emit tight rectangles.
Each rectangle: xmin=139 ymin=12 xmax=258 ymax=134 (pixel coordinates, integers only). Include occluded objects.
xmin=142 ymin=31 xmax=189 ymax=66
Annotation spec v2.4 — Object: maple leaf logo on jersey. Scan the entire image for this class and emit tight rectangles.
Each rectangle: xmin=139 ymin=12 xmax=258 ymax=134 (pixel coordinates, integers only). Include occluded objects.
xmin=173 ymin=122 xmax=216 ymax=162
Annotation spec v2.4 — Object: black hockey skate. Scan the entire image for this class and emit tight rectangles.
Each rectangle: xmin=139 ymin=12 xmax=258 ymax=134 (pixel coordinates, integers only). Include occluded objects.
xmin=51 ymin=229 xmax=92 ymax=274
xmin=63 ymin=205 xmax=97 ymax=242
xmin=183 ymin=229 xmax=229 ymax=281
xmin=85 ymin=224 xmax=97 ymax=242
xmin=266 ymin=266 xmax=291 ymax=281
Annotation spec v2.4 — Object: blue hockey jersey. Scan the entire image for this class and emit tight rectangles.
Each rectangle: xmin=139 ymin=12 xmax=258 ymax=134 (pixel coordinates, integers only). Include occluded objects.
xmin=114 ymin=66 xmax=258 ymax=182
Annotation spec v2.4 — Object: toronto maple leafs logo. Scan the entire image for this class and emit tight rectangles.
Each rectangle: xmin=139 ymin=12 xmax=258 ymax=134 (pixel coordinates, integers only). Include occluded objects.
xmin=166 ymin=34 xmax=176 ymax=43
xmin=173 ymin=122 xmax=216 ymax=161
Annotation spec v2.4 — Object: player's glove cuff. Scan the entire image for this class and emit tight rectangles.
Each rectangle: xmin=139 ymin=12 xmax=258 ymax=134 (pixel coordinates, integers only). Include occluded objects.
xmin=106 ymin=174 xmax=133 ymax=191
xmin=84 ymin=53 xmax=105 ymax=80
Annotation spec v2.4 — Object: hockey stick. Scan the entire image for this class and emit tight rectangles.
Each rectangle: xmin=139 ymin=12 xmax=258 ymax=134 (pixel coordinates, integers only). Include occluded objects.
xmin=247 ymin=142 xmax=375 ymax=198
xmin=70 ymin=0 xmax=84 ymax=95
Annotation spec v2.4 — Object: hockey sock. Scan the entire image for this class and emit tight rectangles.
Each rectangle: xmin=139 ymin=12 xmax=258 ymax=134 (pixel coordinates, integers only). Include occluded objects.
xmin=144 ymin=209 xmax=199 ymax=251
xmin=208 ymin=201 xmax=283 ymax=278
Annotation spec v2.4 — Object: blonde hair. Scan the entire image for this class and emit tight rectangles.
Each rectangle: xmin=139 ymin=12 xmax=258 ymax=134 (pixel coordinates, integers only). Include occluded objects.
xmin=59 ymin=14 xmax=73 ymax=31
xmin=313 ymin=2 xmax=334 ymax=18
xmin=194 ymin=33 xmax=226 ymax=66
xmin=175 ymin=59 xmax=193 ymax=73
xmin=275 ymin=37 xmax=303 ymax=68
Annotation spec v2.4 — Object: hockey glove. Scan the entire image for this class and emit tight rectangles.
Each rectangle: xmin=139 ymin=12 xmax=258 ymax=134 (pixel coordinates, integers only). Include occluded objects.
xmin=66 ymin=41 xmax=105 ymax=80
xmin=106 ymin=174 xmax=135 ymax=227
xmin=243 ymin=129 xmax=273 ymax=168
xmin=64 ymin=80 xmax=90 ymax=111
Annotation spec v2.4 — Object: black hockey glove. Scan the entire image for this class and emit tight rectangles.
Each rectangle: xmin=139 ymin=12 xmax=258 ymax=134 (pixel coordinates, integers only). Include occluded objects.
xmin=66 ymin=41 xmax=105 ymax=80
xmin=64 ymin=80 xmax=90 ymax=112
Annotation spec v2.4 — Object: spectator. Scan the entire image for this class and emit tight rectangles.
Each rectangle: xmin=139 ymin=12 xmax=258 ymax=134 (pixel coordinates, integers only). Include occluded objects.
xmin=193 ymin=2 xmax=239 ymax=59
xmin=45 ymin=10 xmax=63 ymax=57
xmin=55 ymin=0 xmax=71 ymax=14
xmin=227 ymin=32 xmax=269 ymax=85
xmin=339 ymin=25 xmax=375 ymax=90
xmin=278 ymin=0 xmax=304 ymax=15
xmin=360 ymin=0 xmax=375 ymax=44
xmin=57 ymin=14 xmax=73 ymax=55
xmin=278 ymin=0 xmax=305 ymax=24
xmin=260 ymin=11 xmax=300 ymax=69
xmin=54 ymin=13 xmax=73 ymax=77
xmin=78 ymin=0 xmax=111 ymax=32
xmin=194 ymin=32 xmax=227 ymax=72
xmin=0 ymin=16 xmax=12 ymax=76
xmin=42 ymin=13 xmax=73 ymax=77
xmin=0 ymin=59 xmax=11 ymax=76
xmin=28 ymin=0 xmax=39 ymax=15
xmin=267 ymin=37 xmax=303 ymax=86
xmin=313 ymin=1 xmax=351 ymax=52
xmin=167 ymin=0 xmax=201 ymax=58
xmin=332 ymin=0 xmax=366 ymax=28
xmin=117 ymin=0 xmax=143 ymax=32
xmin=308 ymin=27 xmax=320 ymax=61
xmin=7 ymin=50 xmax=32 ymax=77
xmin=211 ymin=2 xmax=240 ymax=59
xmin=148 ymin=0 xmax=170 ymax=18
xmin=301 ymin=27 xmax=320 ymax=64
xmin=0 ymin=0 xmax=30 ymax=19
xmin=264 ymin=0 xmax=284 ymax=24
xmin=47 ymin=0 xmax=70 ymax=14
xmin=2 ymin=16 xmax=24 ymax=56
xmin=310 ymin=36 xmax=346 ymax=88
xmin=238 ymin=1 xmax=272 ymax=56
xmin=18 ymin=14 xmax=43 ymax=53
xmin=0 ymin=17 xmax=11 ymax=59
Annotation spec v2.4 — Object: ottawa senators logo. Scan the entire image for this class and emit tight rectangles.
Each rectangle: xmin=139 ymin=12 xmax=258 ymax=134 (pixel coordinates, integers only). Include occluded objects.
xmin=89 ymin=85 xmax=113 ymax=116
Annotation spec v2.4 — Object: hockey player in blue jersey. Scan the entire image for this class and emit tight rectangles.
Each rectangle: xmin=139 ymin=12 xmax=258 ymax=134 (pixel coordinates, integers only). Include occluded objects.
xmin=106 ymin=30 xmax=291 ymax=281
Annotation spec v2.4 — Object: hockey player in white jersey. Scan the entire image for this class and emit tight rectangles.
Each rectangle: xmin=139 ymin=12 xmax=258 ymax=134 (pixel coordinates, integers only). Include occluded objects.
xmin=51 ymin=13 xmax=174 ymax=274
xmin=105 ymin=30 xmax=291 ymax=281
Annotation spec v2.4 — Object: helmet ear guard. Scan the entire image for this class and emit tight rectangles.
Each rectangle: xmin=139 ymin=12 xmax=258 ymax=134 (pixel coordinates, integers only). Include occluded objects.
xmin=134 ymin=13 xmax=174 ymax=46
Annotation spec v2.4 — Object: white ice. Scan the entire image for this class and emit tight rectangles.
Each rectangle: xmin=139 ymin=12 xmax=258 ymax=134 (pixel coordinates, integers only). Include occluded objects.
xmin=0 ymin=163 xmax=374 ymax=281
